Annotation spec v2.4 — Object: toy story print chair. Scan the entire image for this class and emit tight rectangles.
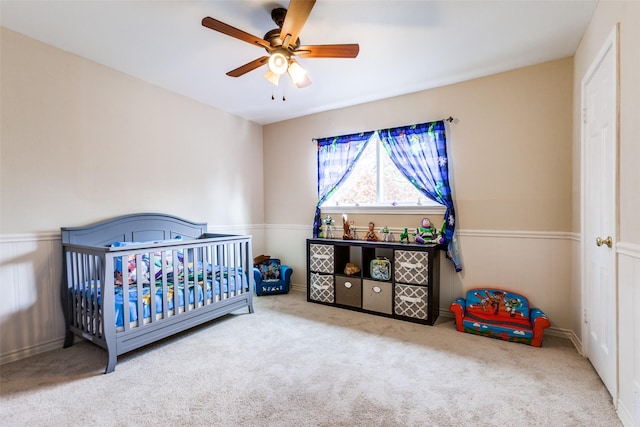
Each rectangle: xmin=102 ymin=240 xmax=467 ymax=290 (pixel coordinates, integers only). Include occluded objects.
xmin=449 ymin=288 xmax=550 ymax=347
xmin=253 ymin=258 xmax=292 ymax=296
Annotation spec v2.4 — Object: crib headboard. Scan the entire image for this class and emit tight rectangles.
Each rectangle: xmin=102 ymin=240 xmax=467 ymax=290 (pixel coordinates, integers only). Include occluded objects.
xmin=61 ymin=213 xmax=208 ymax=247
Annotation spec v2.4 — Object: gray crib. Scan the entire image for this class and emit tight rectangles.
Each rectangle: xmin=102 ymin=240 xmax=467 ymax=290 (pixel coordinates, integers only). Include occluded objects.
xmin=61 ymin=213 xmax=254 ymax=373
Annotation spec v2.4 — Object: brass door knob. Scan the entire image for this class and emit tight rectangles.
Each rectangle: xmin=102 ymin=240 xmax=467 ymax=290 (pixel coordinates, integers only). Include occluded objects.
xmin=596 ymin=236 xmax=612 ymax=248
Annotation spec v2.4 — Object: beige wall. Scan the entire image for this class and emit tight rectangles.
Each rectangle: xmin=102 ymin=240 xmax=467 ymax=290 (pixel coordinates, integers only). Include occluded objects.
xmin=264 ymin=58 xmax=574 ymax=232
xmin=572 ymin=1 xmax=640 ymax=424
xmin=1 ymin=28 xmax=265 ymax=234
xmin=263 ymin=58 xmax=576 ymax=335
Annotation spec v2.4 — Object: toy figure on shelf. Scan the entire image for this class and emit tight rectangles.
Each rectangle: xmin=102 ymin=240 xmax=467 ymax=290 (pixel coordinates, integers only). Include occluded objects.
xmin=323 ymin=215 xmax=335 ymax=239
xmin=399 ymin=227 xmax=410 ymax=244
xmin=413 ymin=217 xmax=436 ymax=244
xmin=350 ymin=224 xmax=358 ymax=240
xmin=364 ymin=221 xmax=379 ymax=241
xmin=380 ymin=225 xmax=391 ymax=242
xmin=342 ymin=214 xmax=353 ymax=240
xmin=413 ymin=217 xmax=444 ymax=244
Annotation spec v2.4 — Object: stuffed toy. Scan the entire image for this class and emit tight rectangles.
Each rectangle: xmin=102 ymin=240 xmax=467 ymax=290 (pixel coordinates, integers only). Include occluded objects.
xmin=253 ymin=254 xmax=270 ymax=266
xmin=344 ymin=263 xmax=360 ymax=275
xmin=413 ymin=217 xmax=444 ymax=244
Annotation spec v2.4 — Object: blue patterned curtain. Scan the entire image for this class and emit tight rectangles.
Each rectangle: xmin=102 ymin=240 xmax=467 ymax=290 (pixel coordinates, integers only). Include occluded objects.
xmin=313 ymin=131 xmax=375 ymax=237
xmin=378 ymin=121 xmax=462 ymax=271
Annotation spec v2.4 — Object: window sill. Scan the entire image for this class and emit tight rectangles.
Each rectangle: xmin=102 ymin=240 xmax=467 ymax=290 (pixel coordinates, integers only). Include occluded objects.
xmin=320 ymin=205 xmax=446 ymax=215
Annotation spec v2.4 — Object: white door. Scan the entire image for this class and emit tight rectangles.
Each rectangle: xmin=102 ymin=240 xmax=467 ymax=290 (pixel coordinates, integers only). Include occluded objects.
xmin=582 ymin=25 xmax=618 ymax=402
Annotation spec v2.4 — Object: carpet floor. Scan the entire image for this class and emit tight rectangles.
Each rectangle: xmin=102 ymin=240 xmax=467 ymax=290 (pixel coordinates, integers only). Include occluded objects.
xmin=0 ymin=290 xmax=620 ymax=426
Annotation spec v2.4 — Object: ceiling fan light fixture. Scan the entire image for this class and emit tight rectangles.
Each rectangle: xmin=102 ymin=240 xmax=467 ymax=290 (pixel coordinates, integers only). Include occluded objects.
xmin=288 ymin=60 xmax=311 ymax=88
xmin=295 ymin=74 xmax=312 ymax=88
xmin=264 ymin=69 xmax=281 ymax=86
xmin=268 ymin=51 xmax=289 ymax=75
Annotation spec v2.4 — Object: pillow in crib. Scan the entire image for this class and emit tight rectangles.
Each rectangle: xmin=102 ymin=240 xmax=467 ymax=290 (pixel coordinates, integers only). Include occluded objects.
xmin=112 ymin=237 xmax=183 ymax=284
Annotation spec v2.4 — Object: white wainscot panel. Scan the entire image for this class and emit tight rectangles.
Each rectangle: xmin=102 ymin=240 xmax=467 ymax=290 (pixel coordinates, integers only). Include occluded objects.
xmin=265 ymin=225 xmax=310 ymax=290
xmin=0 ymin=235 xmax=64 ymax=364
xmin=616 ymin=242 xmax=640 ymax=427
xmin=438 ymin=231 xmax=574 ymax=331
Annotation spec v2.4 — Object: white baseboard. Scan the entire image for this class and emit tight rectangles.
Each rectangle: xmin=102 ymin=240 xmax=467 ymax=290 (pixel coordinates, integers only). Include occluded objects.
xmin=616 ymin=399 xmax=634 ymax=427
xmin=291 ymin=283 xmax=306 ymax=293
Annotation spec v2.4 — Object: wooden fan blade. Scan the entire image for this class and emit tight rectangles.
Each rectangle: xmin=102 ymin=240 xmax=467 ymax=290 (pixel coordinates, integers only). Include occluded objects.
xmin=280 ymin=0 xmax=316 ymax=48
xmin=226 ymin=56 xmax=269 ymax=77
xmin=202 ymin=17 xmax=271 ymax=50
xmin=295 ymin=44 xmax=360 ymax=58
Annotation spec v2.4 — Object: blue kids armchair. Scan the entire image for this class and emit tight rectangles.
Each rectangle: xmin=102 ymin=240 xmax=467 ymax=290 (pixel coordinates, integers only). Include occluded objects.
xmin=253 ymin=257 xmax=292 ymax=296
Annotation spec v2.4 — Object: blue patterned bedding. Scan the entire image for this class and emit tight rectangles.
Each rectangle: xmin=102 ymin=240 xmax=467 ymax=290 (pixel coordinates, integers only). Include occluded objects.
xmin=74 ymin=238 xmax=249 ymax=328
xmin=114 ymin=271 xmax=246 ymax=328
xmin=109 ymin=239 xmax=247 ymax=326
xmin=78 ymin=269 xmax=247 ymax=328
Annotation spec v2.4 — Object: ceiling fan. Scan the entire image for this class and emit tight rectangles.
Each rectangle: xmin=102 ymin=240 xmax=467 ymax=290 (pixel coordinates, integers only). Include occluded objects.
xmin=202 ymin=0 xmax=359 ymax=88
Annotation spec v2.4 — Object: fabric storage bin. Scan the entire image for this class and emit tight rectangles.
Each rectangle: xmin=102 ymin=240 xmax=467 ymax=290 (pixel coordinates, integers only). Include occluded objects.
xmin=394 ymin=283 xmax=428 ymax=320
xmin=309 ymin=244 xmax=334 ymax=273
xmin=362 ymin=280 xmax=392 ymax=314
xmin=335 ymin=276 xmax=362 ymax=308
xmin=310 ymin=273 xmax=334 ymax=303
xmin=394 ymin=250 xmax=429 ymax=285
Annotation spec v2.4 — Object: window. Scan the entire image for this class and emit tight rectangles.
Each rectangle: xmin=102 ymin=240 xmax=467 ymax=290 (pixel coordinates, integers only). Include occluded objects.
xmin=313 ymin=120 xmax=461 ymax=271
xmin=321 ymin=133 xmax=440 ymax=209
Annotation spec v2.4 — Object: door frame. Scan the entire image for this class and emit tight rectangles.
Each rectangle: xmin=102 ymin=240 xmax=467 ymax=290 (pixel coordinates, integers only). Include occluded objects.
xmin=580 ymin=23 xmax=619 ymax=403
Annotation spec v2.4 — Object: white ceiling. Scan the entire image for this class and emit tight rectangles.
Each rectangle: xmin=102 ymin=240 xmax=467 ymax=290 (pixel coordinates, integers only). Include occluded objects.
xmin=0 ymin=0 xmax=597 ymax=125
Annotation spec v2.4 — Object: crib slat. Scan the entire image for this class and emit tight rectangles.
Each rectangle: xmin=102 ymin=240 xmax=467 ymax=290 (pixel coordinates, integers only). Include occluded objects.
xmin=241 ymin=240 xmax=248 ymax=295
xmin=149 ymin=250 xmax=157 ymax=324
xmin=173 ymin=248 xmax=180 ymax=314
xmin=122 ymin=270 xmax=130 ymax=332
xmin=221 ymin=243 xmax=228 ymax=300
xmin=229 ymin=242 xmax=234 ymax=296
xmin=201 ymin=244 xmax=208 ymax=306
xmin=71 ymin=252 xmax=80 ymax=328
xmin=87 ymin=254 xmax=93 ymax=334
xmin=185 ymin=248 xmax=192 ymax=313
xmin=75 ymin=252 xmax=83 ymax=329
xmin=213 ymin=243 xmax=220 ymax=301
xmin=88 ymin=255 xmax=95 ymax=334
xmin=135 ymin=253 xmax=144 ymax=328
xmin=81 ymin=253 xmax=90 ymax=332
xmin=229 ymin=242 xmax=234 ymax=297
xmin=96 ymin=255 xmax=104 ymax=338
xmin=161 ymin=250 xmax=169 ymax=319
xmin=192 ymin=246 xmax=201 ymax=308
xmin=235 ymin=241 xmax=241 ymax=295
xmin=205 ymin=243 xmax=212 ymax=305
